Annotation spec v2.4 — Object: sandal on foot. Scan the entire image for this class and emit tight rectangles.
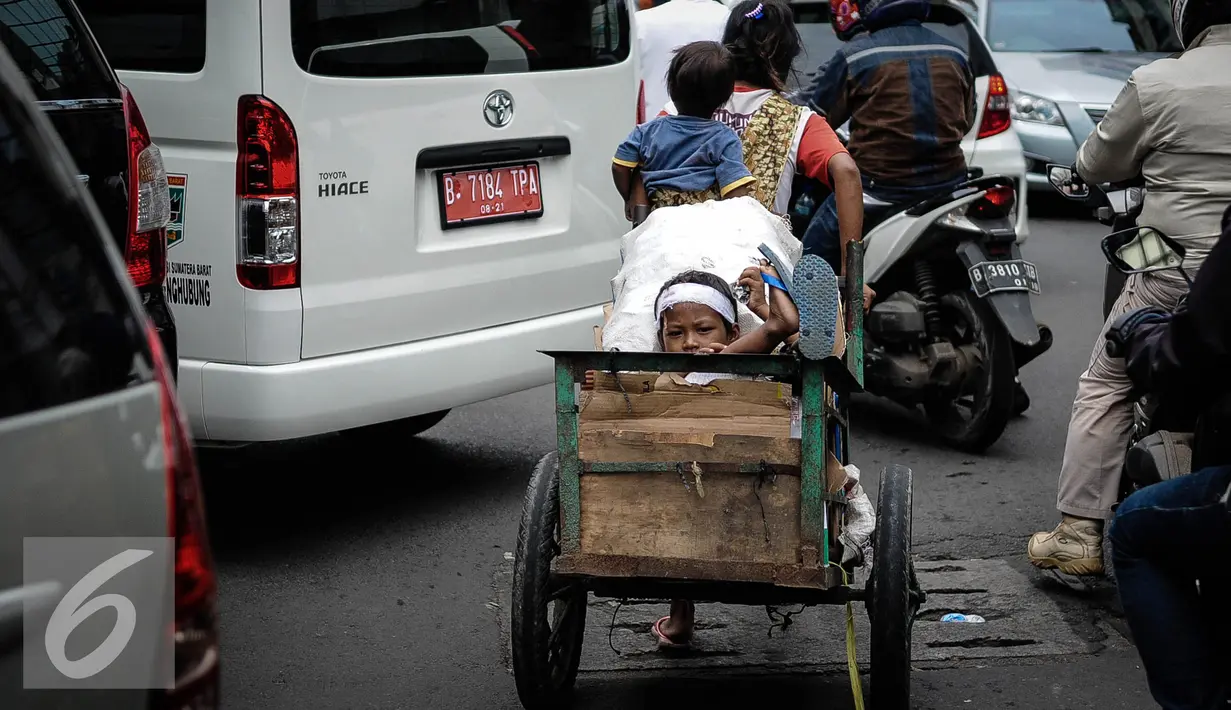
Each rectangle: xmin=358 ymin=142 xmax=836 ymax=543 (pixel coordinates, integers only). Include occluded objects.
xmin=793 ymin=254 xmax=840 ymax=361
xmin=651 ymin=616 xmax=691 ymax=651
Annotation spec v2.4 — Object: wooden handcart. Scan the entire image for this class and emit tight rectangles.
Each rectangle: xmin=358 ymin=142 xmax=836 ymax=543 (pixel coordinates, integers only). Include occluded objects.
xmin=511 ymin=243 xmax=923 ymax=709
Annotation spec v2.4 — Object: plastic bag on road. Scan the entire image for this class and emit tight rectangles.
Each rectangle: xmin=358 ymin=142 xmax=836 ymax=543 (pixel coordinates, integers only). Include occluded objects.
xmin=840 ymin=464 xmax=876 ymax=567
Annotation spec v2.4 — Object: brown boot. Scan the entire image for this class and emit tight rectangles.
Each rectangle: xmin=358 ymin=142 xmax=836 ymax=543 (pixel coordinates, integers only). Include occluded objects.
xmin=1027 ymin=516 xmax=1104 ymax=575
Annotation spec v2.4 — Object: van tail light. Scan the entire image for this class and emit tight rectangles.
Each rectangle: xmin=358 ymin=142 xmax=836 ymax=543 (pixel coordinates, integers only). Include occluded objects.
xmin=969 ymin=184 xmax=1016 ymax=219
xmin=121 ymin=85 xmax=171 ymax=289
xmin=978 ymin=73 xmax=1012 ymax=139
xmin=636 ymin=80 xmax=646 ymax=124
xmin=236 ymin=95 xmax=299 ymax=290
xmin=147 ymin=323 xmax=220 ymax=710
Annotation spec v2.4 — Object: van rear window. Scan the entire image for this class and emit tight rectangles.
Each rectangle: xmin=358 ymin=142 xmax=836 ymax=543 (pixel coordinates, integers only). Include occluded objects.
xmin=291 ymin=0 xmax=630 ymax=78
xmin=76 ymin=0 xmax=207 ymax=74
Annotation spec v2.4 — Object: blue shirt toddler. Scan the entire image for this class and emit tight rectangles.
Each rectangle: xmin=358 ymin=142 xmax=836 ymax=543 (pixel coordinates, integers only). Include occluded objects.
xmin=613 ymin=115 xmax=756 ymax=197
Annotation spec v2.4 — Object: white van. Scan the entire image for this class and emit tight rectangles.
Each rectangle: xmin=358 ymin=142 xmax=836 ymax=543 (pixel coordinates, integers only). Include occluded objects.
xmin=76 ymin=0 xmax=640 ymax=443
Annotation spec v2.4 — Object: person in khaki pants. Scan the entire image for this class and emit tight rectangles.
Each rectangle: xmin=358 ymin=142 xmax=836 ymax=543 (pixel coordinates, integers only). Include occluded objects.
xmin=1028 ymin=1 xmax=1231 ymax=577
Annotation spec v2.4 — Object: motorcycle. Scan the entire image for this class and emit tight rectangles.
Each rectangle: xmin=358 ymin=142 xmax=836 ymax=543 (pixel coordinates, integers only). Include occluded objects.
xmin=790 ymin=171 xmax=1052 ymax=453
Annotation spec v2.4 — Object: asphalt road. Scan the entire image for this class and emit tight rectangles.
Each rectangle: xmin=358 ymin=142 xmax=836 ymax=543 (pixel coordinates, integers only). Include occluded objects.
xmin=198 ymin=198 xmax=1156 ymax=710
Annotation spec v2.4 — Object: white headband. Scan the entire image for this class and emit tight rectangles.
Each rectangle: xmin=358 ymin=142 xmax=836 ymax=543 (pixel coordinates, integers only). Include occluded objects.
xmin=655 ymin=283 xmax=737 ymax=326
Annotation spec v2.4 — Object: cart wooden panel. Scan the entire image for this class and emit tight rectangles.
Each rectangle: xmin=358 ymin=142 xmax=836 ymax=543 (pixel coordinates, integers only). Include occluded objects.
xmin=579 ymin=469 xmax=802 ymax=564
xmin=546 ymin=351 xmax=862 ymax=590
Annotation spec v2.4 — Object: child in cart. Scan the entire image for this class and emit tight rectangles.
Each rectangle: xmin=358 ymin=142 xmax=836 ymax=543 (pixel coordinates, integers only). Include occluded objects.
xmin=655 ymin=241 xmax=843 ymax=365
xmin=656 ymin=265 xmax=797 ymax=357
xmin=611 ymin=40 xmax=757 ymax=216
xmin=651 ymin=259 xmax=850 ymax=650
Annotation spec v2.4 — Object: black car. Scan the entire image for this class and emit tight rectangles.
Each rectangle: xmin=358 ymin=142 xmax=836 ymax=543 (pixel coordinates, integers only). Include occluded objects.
xmin=0 ymin=0 xmax=177 ymax=372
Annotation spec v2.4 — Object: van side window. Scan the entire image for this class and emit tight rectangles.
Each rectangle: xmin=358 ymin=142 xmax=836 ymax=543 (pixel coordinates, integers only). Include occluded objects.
xmin=291 ymin=0 xmax=630 ymax=78
xmin=0 ymin=105 xmax=147 ymax=419
xmin=76 ymin=0 xmax=206 ymax=74
xmin=0 ymin=0 xmax=116 ymax=101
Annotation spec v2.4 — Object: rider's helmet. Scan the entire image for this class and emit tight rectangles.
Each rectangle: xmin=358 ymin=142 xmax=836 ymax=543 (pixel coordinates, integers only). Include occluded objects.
xmin=1171 ymin=0 xmax=1231 ymax=48
xmin=829 ymin=0 xmax=865 ymax=40
xmin=830 ymin=0 xmax=930 ymax=40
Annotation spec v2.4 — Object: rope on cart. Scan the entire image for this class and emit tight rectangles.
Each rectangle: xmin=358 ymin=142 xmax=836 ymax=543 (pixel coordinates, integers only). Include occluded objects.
xmin=764 ymin=604 xmax=805 ymax=637
xmin=834 ymin=564 xmax=866 ymax=710
xmin=753 ymin=461 xmax=778 ymax=543
xmin=674 ymin=462 xmax=692 ymax=492
xmin=605 ymin=351 xmax=633 ymax=414
xmin=607 ymin=599 xmax=626 ymax=655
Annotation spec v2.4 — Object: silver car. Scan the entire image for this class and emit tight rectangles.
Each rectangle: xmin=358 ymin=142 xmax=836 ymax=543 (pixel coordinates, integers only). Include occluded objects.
xmin=959 ymin=0 xmax=1179 ymax=191
xmin=0 ymin=29 xmax=220 ymax=710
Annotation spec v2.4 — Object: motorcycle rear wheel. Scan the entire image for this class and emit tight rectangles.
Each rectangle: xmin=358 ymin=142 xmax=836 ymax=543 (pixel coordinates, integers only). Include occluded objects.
xmin=924 ymin=290 xmax=1016 ymax=453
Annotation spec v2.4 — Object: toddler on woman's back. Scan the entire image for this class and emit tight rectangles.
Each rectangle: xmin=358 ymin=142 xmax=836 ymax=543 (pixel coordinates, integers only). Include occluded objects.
xmin=611 ymin=41 xmax=757 ymax=213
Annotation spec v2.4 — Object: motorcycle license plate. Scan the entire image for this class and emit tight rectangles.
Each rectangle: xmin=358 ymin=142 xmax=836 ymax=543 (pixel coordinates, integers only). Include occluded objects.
xmin=968 ymin=259 xmax=1040 ymax=297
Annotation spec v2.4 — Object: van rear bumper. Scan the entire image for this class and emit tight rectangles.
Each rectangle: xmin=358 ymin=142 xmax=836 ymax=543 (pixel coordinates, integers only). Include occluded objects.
xmin=176 ymin=304 xmax=606 ymax=442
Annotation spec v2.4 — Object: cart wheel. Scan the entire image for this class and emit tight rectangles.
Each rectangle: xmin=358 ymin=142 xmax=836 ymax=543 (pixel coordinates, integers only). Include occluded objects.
xmin=512 ymin=452 xmax=587 ymax=710
xmin=869 ymin=464 xmax=915 ymax=710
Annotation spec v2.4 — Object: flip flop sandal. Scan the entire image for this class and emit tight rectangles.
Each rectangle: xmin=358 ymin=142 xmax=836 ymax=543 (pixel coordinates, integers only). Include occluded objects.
xmin=793 ymin=253 xmax=840 ymax=361
xmin=651 ymin=616 xmax=691 ymax=651
xmin=760 ymin=271 xmax=790 ymax=294
xmin=755 ymin=242 xmax=800 ymax=308
xmin=758 ymin=243 xmax=796 ymax=294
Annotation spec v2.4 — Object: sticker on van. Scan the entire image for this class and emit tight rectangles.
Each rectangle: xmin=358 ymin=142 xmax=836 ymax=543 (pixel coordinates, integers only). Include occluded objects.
xmin=167 ymin=173 xmax=187 ymax=249
xmin=166 ymin=262 xmax=211 ymax=308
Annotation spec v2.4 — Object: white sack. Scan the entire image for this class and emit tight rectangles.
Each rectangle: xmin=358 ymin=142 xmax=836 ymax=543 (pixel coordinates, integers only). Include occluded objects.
xmin=602 ymin=196 xmax=803 ymax=353
xmin=839 ymin=464 xmax=876 ymax=567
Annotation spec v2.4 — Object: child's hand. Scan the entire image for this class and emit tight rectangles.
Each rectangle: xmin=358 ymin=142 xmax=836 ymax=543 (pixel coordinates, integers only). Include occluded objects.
xmin=625 ymin=172 xmax=650 ymax=222
xmin=697 ymin=343 xmax=728 ymax=354
xmin=760 ymin=261 xmax=799 ymax=338
xmin=863 ymin=284 xmax=876 ymax=313
xmin=738 ymin=265 xmax=771 ymax=321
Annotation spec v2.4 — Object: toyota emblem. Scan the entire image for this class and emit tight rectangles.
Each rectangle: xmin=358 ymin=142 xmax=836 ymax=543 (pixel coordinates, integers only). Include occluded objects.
xmin=483 ymin=90 xmax=514 ymax=128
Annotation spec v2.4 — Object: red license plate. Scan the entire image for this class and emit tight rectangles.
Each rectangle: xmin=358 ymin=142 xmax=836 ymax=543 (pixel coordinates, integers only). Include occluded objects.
xmin=438 ymin=162 xmax=543 ymax=228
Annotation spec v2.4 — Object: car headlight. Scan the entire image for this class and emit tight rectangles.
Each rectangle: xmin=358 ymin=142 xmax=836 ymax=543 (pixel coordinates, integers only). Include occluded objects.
xmin=1009 ymin=90 xmax=1065 ymax=126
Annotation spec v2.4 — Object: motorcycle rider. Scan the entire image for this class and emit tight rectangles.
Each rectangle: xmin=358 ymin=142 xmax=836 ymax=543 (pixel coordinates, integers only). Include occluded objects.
xmin=793 ymin=0 xmax=974 ymax=276
xmin=793 ymin=0 xmax=1034 ymax=413
xmin=1028 ymin=0 xmax=1231 ymax=578
xmin=1104 ymin=203 xmax=1231 ymax=710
